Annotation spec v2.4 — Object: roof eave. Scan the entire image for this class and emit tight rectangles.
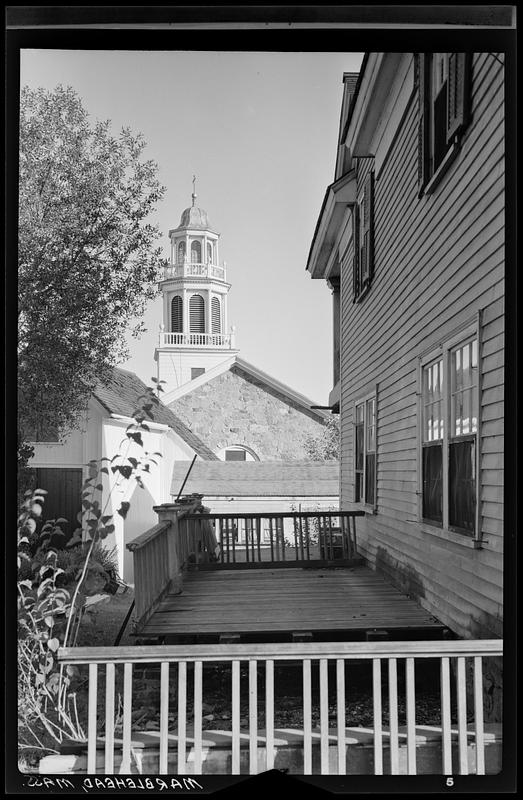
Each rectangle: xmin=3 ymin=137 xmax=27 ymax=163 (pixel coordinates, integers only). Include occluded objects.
xmin=306 ymin=170 xmax=357 ymax=280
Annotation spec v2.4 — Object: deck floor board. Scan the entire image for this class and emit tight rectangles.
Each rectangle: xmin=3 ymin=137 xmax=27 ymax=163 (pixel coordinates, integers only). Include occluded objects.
xmin=139 ymin=566 xmax=443 ymax=638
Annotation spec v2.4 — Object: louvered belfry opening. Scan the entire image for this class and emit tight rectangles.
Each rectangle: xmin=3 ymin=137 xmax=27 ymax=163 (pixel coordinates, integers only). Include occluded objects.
xmin=211 ymin=297 xmax=221 ymax=334
xmin=171 ymin=296 xmax=183 ymax=332
xmin=189 ymin=294 xmax=205 ymax=333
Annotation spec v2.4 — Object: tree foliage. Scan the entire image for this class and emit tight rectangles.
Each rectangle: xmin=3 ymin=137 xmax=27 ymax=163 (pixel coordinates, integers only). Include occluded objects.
xmin=18 ymin=85 xmax=167 ymax=441
xmin=303 ymin=414 xmax=340 ymax=461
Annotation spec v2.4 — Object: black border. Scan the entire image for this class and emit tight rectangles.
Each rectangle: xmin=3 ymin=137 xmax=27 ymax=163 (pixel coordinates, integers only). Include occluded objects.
xmin=5 ymin=6 xmax=517 ymax=797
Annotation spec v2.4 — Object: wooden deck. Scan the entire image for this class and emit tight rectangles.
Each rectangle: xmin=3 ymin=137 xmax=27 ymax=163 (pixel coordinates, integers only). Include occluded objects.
xmin=138 ymin=565 xmax=445 ymax=642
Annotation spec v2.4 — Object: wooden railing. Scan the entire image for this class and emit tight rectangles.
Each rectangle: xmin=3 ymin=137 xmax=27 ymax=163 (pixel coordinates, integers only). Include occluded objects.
xmin=127 ymin=521 xmax=173 ymax=626
xmin=57 ymin=638 xmax=502 ymax=776
xmin=183 ymin=511 xmax=364 ymax=566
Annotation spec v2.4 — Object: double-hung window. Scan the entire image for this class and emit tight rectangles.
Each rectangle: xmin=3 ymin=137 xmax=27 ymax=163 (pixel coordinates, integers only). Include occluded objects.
xmin=421 ymin=334 xmax=479 ymax=536
xmin=417 ymin=52 xmax=471 ymax=194
xmin=354 ymin=394 xmax=377 ymax=508
xmin=352 ymin=170 xmax=375 ymax=301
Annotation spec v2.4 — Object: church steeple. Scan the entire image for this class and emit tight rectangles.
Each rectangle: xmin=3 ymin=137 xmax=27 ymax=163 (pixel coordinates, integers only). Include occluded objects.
xmin=154 ymin=183 xmax=237 ymax=395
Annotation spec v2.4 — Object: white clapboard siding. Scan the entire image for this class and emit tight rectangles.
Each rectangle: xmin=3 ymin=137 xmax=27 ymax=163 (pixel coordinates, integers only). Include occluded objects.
xmin=339 ymin=53 xmax=504 ymax=641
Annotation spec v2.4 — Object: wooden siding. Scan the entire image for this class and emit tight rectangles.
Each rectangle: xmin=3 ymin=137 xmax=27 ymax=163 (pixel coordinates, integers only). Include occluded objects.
xmin=339 ymin=53 xmax=504 ymax=640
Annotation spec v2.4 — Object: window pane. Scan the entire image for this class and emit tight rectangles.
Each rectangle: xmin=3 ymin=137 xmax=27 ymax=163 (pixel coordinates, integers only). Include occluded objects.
xmin=451 ymin=339 xmax=478 ymax=436
xmin=225 ymin=450 xmax=246 ymax=461
xmin=355 ymin=423 xmax=364 ymax=470
xmin=449 ymin=440 xmax=476 ymax=534
xmin=365 ymin=453 xmax=376 ymax=506
xmin=422 ymin=444 xmax=443 ymax=524
xmin=366 ymin=398 xmax=376 ymax=452
xmin=356 ymin=403 xmax=364 ymax=424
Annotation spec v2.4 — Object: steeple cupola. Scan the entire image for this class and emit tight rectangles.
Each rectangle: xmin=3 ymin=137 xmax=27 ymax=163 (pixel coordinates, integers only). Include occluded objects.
xmin=155 ymin=179 xmax=237 ymax=396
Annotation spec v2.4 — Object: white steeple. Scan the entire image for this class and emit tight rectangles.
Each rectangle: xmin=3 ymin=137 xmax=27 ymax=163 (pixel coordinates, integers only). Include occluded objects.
xmin=155 ymin=181 xmax=238 ymax=394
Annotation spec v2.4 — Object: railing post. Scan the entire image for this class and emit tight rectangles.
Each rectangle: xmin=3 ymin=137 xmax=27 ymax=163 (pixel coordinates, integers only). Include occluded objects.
xmin=153 ymin=503 xmax=186 ymax=593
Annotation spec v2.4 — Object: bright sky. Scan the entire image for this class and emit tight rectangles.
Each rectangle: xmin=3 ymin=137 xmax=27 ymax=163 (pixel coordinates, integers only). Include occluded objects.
xmin=20 ymin=49 xmax=363 ymax=403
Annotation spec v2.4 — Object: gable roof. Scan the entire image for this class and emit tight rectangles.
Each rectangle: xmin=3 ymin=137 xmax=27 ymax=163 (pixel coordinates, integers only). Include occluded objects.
xmin=170 ymin=460 xmax=339 ymax=498
xmin=93 ymin=367 xmax=219 ymax=461
xmin=161 ymin=354 xmax=330 ymax=423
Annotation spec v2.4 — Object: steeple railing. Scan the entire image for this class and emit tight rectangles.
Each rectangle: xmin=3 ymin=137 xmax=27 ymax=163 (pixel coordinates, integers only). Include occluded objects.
xmin=162 ymin=262 xmax=226 ymax=281
xmin=159 ymin=331 xmax=233 ymax=348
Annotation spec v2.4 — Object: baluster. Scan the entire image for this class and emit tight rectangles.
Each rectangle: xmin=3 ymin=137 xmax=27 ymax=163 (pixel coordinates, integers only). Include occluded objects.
xmin=293 ymin=518 xmax=299 ymax=560
xmin=249 ymin=660 xmax=258 ymax=774
xmin=340 ymin=515 xmax=348 ymax=560
xmin=269 ymin=518 xmax=274 ymax=562
xmin=105 ymin=663 xmax=115 ymax=773
xmin=456 ymin=657 xmax=469 ymax=774
xmin=266 ymin=660 xmax=275 ymax=770
xmin=317 ymin=516 xmax=323 ymax=559
xmin=305 ymin=516 xmax=311 ymax=560
xmin=194 ymin=661 xmax=203 ymax=774
xmin=87 ymin=663 xmax=98 ymax=774
xmin=159 ymin=662 xmax=169 ymax=774
xmin=303 ymin=658 xmax=312 ymax=774
xmin=352 ymin=514 xmax=358 ymax=555
xmin=388 ymin=658 xmax=399 ymax=774
xmin=219 ymin=519 xmax=224 ymax=564
xmin=281 ymin=520 xmax=286 ymax=561
xmin=244 ymin=518 xmax=250 ymax=563
xmin=336 ymin=659 xmax=346 ymax=775
xmin=440 ymin=656 xmax=453 ymax=775
xmin=232 ymin=660 xmax=241 ymax=773
xmin=178 ymin=661 xmax=187 ymax=774
xmin=320 ymin=658 xmax=329 ymax=774
xmin=473 ymin=656 xmax=485 ymax=775
xmin=298 ymin=515 xmax=304 ymax=560
xmin=121 ymin=662 xmax=133 ymax=774
xmin=225 ymin=519 xmax=230 ymax=564
xmin=405 ymin=658 xmax=417 ymax=775
xmin=256 ymin=518 xmax=261 ymax=562
xmin=373 ymin=658 xmax=383 ymax=775
xmin=328 ymin=516 xmax=334 ymax=560
xmin=231 ymin=517 xmax=236 ymax=563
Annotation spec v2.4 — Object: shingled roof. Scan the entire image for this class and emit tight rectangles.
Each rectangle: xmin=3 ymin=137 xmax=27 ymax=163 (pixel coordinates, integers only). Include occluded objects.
xmin=170 ymin=460 xmax=339 ymax=498
xmin=93 ymin=367 xmax=219 ymax=461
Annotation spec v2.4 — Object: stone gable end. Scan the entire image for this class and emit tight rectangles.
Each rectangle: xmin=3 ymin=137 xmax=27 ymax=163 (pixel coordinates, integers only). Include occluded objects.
xmin=168 ymin=367 xmax=327 ymax=460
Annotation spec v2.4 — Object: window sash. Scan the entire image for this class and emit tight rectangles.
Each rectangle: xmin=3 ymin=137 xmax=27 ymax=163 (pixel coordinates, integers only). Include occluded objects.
xmin=355 ymin=396 xmax=376 ymax=507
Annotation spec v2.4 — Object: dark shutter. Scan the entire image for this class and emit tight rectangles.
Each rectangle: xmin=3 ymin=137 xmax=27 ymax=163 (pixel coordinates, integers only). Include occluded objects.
xmin=171 ymin=295 xmax=183 ymax=332
xmin=417 ymin=53 xmax=430 ymax=194
xmin=361 ymin=171 xmax=374 ymax=285
xmin=447 ymin=53 xmax=469 ymax=143
xmin=211 ymin=297 xmax=221 ymax=333
xmin=352 ymin=204 xmax=360 ymax=301
xmin=189 ymin=294 xmax=205 ymax=332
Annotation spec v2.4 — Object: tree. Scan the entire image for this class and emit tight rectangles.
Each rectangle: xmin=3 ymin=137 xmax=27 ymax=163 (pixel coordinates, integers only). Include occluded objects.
xmin=303 ymin=415 xmax=340 ymax=461
xmin=18 ymin=85 xmax=167 ymax=445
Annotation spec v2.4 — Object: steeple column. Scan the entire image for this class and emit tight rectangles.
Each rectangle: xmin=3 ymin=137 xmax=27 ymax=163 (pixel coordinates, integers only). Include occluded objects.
xmin=183 ymin=290 xmax=190 ymax=335
xmin=205 ymin=289 xmax=213 ymax=335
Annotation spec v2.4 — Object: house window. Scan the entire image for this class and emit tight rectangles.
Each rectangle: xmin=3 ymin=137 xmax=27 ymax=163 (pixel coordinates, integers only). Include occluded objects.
xmin=177 ymin=241 xmax=186 ymax=262
xmin=354 ymin=394 xmax=377 ymax=507
xmin=171 ymin=295 xmax=183 ymax=333
xmin=207 ymin=242 xmax=213 ymax=264
xmin=191 ymin=240 xmax=201 ymax=263
xmin=25 ymin=421 xmax=60 ymax=443
xmin=352 ymin=170 xmax=375 ymax=301
xmin=417 ymin=53 xmax=471 ymax=193
xmin=191 ymin=367 xmax=205 ymax=380
xmin=421 ymin=336 xmax=478 ymax=534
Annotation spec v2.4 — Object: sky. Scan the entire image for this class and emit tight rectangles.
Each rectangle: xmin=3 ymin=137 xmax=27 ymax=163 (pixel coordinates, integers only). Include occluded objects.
xmin=20 ymin=49 xmax=363 ymax=403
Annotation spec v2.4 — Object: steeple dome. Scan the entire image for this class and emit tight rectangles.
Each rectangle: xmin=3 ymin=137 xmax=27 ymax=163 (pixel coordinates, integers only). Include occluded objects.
xmin=178 ymin=205 xmax=211 ymax=230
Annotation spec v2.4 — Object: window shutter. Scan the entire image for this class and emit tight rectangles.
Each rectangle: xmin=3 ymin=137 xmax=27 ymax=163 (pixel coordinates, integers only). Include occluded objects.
xmin=361 ymin=171 xmax=374 ymax=285
xmin=189 ymin=294 xmax=205 ymax=332
xmin=171 ymin=296 xmax=183 ymax=332
xmin=417 ymin=53 xmax=430 ymax=194
xmin=211 ymin=297 xmax=221 ymax=333
xmin=352 ymin=204 xmax=360 ymax=300
xmin=446 ymin=53 xmax=469 ymax=143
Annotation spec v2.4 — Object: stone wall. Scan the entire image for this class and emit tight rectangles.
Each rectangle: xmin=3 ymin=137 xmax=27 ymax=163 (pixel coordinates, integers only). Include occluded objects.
xmin=169 ymin=365 xmax=327 ymax=460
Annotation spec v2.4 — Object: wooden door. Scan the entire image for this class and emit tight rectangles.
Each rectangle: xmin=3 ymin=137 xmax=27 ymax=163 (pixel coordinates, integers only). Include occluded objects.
xmin=34 ymin=467 xmax=83 ymax=542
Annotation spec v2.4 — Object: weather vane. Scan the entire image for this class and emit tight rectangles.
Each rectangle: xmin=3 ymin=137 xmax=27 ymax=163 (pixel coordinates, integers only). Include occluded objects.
xmin=192 ymin=174 xmax=197 ymax=206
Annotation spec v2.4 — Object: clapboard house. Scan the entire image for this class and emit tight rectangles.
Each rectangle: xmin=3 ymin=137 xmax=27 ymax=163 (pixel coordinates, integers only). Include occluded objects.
xmin=307 ymin=53 xmax=504 ymax=649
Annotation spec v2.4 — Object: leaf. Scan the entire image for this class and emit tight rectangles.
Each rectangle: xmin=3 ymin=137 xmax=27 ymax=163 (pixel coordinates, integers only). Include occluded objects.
xmin=31 ymin=503 xmax=43 ymax=517
xmin=126 ymin=431 xmax=143 ymax=447
xmin=95 ymin=483 xmax=103 ymax=491
xmin=104 ymin=524 xmax=115 ymax=534
xmin=18 ymin=579 xmax=33 ymax=590
xmin=55 ymin=517 xmax=68 ymax=525
xmin=117 ymin=502 xmax=130 ymax=519
xmin=44 ymin=616 xmax=54 ymax=627
xmin=99 ymin=467 xmax=109 ymax=474
xmin=47 ymin=638 xmax=60 ymax=652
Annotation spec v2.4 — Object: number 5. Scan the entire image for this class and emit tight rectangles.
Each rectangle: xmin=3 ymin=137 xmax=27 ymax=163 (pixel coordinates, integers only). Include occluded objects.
xmin=446 ymin=777 xmax=454 ymax=787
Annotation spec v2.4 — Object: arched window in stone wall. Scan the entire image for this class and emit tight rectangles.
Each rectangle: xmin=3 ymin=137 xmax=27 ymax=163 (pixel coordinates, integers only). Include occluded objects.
xmin=189 ymin=294 xmax=205 ymax=333
xmin=177 ymin=241 xmax=186 ymax=262
xmin=171 ymin=295 xmax=183 ymax=333
xmin=207 ymin=242 xmax=213 ymax=264
xmin=211 ymin=297 xmax=221 ymax=334
xmin=191 ymin=240 xmax=202 ymax=263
